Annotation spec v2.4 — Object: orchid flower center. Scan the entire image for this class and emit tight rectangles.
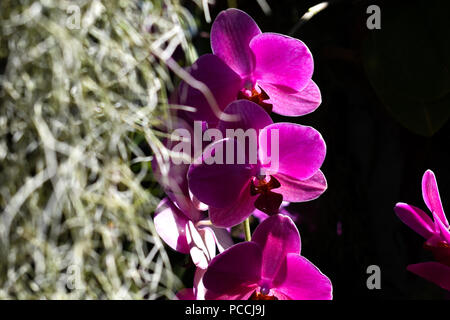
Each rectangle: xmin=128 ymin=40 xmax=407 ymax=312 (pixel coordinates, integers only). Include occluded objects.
xmin=250 ymin=175 xmax=283 ymax=215
xmin=423 ymin=241 xmax=450 ymax=267
xmin=238 ymin=86 xmax=272 ymax=113
xmin=249 ymin=286 xmax=278 ymax=300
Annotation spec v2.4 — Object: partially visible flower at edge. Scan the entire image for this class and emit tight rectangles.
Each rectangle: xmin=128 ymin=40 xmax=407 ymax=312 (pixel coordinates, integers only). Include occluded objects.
xmin=394 ymin=169 xmax=450 ymax=291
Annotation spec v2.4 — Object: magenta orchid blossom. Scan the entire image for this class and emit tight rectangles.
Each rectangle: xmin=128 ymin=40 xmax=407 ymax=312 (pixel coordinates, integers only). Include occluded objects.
xmin=173 ymin=221 xmax=221 ymax=300
xmin=152 ymin=120 xmax=233 ymax=268
xmin=187 ymin=100 xmax=327 ymax=228
xmin=154 ymin=179 xmax=233 ymax=300
xmin=178 ymin=8 xmax=321 ymax=125
xmin=394 ymin=170 xmax=450 ymax=291
xmin=155 ymin=186 xmax=232 ymax=301
xmin=202 ymin=214 xmax=332 ymax=300
xmin=154 ymin=197 xmax=232 ymax=257
xmin=173 ymin=221 xmax=223 ymax=300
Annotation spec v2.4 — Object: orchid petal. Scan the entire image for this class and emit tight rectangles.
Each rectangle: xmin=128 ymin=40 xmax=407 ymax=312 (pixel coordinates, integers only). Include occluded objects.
xmin=188 ymin=138 xmax=255 ymax=208
xmin=433 ymin=212 xmax=450 ymax=244
xmin=394 ymin=202 xmax=435 ymax=239
xmin=422 ymin=170 xmax=448 ymax=227
xmin=258 ymin=80 xmax=321 ymax=117
xmin=192 ymin=195 xmax=209 ymax=212
xmin=203 ymin=242 xmax=262 ymax=297
xmin=407 ymin=262 xmax=450 ymax=291
xmin=190 ymin=247 xmax=209 ymax=269
xmin=259 ymin=123 xmax=326 ymax=181
xmin=154 ymin=198 xmax=190 ymax=254
xmin=211 ymin=8 xmax=261 ymax=77
xmin=217 ymin=100 xmax=273 ymax=134
xmin=203 ymin=226 xmax=218 ymax=261
xmin=250 ymin=33 xmax=313 ymax=91
xmin=176 ymin=288 xmax=196 ymax=300
xmin=208 ymin=180 xmax=257 ymax=228
xmin=252 ymin=209 xmax=269 ymax=223
xmin=186 ymin=221 xmax=210 ymax=268
xmin=205 ymin=285 xmax=258 ymax=300
xmin=151 ymin=119 xmax=204 ymax=222
xmin=217 ymin=100 xmax=273 ymax=163
xmin=274 ymin=254 xmax=333 ymax=300
xmin=252 ymin=214 xmax=301 ymax=283
xmin=271 ymin=290 xmax=291 ymax=300
xmin=151 ymin=160 xmax=194 ymax=216
xmin=193 ymin=268 xmax=207 ymax=300
xmin=209 ymin=226 xmax=234 ymax=252
xmin=274 ymin=170 xmax=327 ymax=202
xmin=178 ymin=54 xmax=243 ymax=125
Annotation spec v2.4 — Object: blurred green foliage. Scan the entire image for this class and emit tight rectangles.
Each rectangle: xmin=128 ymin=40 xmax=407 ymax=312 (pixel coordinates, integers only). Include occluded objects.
xmin=0 ymin=0 xmax=199 ymax=299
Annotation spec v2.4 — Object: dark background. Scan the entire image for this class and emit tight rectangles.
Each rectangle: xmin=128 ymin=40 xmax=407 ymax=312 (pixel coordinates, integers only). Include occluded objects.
xmin=176 ymin=0 xmax=450 ymax=299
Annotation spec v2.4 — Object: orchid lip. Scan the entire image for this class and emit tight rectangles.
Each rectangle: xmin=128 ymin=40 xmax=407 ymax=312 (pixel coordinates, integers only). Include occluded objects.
xmin=250 ymin=175 xmax=281 ymax=194
xmin=250 ymin=175 xmax=283 ymax=215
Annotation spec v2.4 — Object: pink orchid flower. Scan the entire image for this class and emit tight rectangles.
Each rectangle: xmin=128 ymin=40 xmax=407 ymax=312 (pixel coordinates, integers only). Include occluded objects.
xmin=173 ymin=221 xmax=222 ymax=300
xmin=394 ymin=169 xmax=450 ymax=291
xmin=178 ymin=8 xmax=321 ymax=125
xmin=152 ymin=120 xmax=233 ymax=266
xmin=173 ymin=231 xmax=212 ymax=300
xmin=155 ymin=189 xmax=233 ymax=300
xmin=202 ymin=214 xmax=332 ymax=300
xmin=154 ymin=197 xmax=231 ymax=256
xmin=187 ymin=100 xmax=327 ymax=228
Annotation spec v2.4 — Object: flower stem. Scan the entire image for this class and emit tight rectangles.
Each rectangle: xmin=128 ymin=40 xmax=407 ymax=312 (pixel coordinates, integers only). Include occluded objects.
xmin=244 ymin=218 xmax=252 ymax=241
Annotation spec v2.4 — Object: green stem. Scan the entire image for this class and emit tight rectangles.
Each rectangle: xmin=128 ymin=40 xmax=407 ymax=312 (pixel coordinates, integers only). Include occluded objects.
xmin=244 ymin=218 xmax=251 ymax=241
